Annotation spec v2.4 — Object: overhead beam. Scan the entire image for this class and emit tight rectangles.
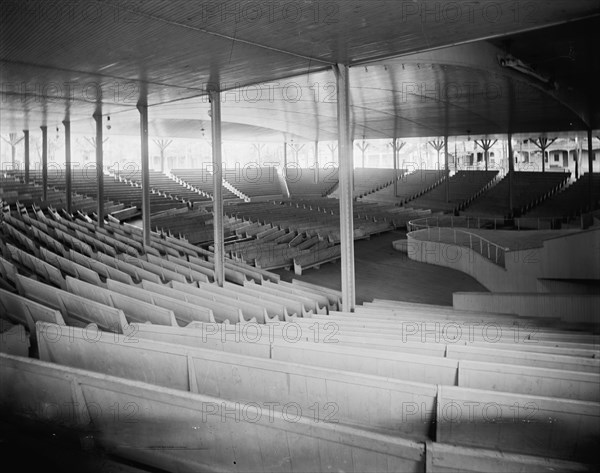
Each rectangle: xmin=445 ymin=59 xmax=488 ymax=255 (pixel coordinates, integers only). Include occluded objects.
xmin=138 ymin=103 xmax=151 ymax=247
xmin=354 ymin=12 xmax=600 ymax=70
xmin=333 ymin=63 xmax=355 ymax=312
xmin=92 ymin=113 xmax=104 ymax=227
xmin=62 ymin=120 xmax=72 ymax=214
xmin=209 ymin=89 xmax=225 ymax=287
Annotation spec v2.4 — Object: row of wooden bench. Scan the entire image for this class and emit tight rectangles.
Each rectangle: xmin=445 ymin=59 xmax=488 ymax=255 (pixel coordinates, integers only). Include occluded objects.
xmin=1 ymin=295 xmax=597 ymax=470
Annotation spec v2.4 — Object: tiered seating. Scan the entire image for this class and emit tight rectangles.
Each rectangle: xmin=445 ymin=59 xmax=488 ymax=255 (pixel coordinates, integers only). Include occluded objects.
xmin=408 ymin=171 xmax=499 ymax=213
xmin=1 ymin=171 xmax=107 ymax=213
xmin=7 ymin=300 xmax=594 ymax=471
xmin=223 ymin=198 xmax=425 ymax=273
xmin=223 ymin=166 xmax=282 ymax=198
xmin=123 ymin=169 xmax=210 ymax=204
xmin=285 ymin=166 xmax=339 ymax=197
xmin=12 ymin=168 xmax=189 ymax=218
xmin=362 ymin=169 xmax=447 ymax=204
xmin=464 ymin=171 xmax=570 ymax=217
xmin=2 ymin=204 xmax=598 ymax=472
xmin=331 ymin=168 xmax=405 ymax=199
xmin=170 ymin=168 xmax=238 ymax=200
xmin=526 ymin=173 xmax=600 ymax=218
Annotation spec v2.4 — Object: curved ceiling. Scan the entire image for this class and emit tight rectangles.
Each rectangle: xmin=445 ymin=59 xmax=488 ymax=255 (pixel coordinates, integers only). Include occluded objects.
xmin=1 ymin=1 xmax=599 ymax=142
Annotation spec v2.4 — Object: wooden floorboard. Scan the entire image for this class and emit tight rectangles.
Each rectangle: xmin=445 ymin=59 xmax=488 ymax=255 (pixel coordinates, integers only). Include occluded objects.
xmin=275 ymin=230 xmax=488 ymax=306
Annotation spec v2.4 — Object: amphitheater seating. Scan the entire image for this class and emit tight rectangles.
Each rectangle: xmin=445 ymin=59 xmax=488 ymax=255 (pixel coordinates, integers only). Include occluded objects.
xmin=329 ymin=168 xmax=405 ymax=199
xmin=362 ymin=169 xmax=447 ymax=204
xmin=123 ymin=169 xmax=211 ymax=204
xmin=407 ymin=171 xmax=499 ymax=212
xmin=526 ymin=173 xmax=600 ymax=218
xmin=0 ymin=352 xmax=428 ymax=473
xmin=285 ymin=166 xmax=339 ymax=197
xmin=223 ymin=166 xmax=282 ymax=198
xmin=6 ymin=168 xmax=189 ymax=218
xmin=1 ymin=198 xmax=598 ymax=472
xmin=220 ymin=198 xmax=430 ymax=274
xmin=170 ymin=168 xmax=238 ymax=200
xmin=464 ymin=171 xmax=570 ymax=217
xmin=1 ymin=172 xmax=105 ymax=213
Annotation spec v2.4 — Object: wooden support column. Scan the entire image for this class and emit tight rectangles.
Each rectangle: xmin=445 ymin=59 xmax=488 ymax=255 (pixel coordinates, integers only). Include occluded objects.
xmin=444 ymin=136 xmax=450 ymax=203
xmin=428 ymin=139 xmax=444 ymax=170
xmin=209 ymin=89 xmax=225 ymax=287
xmin=474 ymin=139 xmax=498 ymax=172
xmin=574 ymin=136 xmax=580 ymax=179
xmin=333 ymin=64 xmax=355 ymax=312
xmin=588 ymin=129 xmax=594 ymax=210
xmin=40 ymin=126 xmax=48 ymax=201
xmin=392 ymin=139 xmax=398 ymax=197
xmin=138 ymin=104 xmax=151 ymax=247
xmin=62 ymin=120 xmax=72 ymax=213
xmin=283 ymin=141 xmax=288 ymax=170
xmin=93 ymin=113 xmax=104 ymax=227
xmin=356 ymin=140 xmax=369 ymax=168
xmin=508 ymin=134 xmax=514 ymax=215
xmin=532 ymin=137 xmax=556 ymax=173
xmin=23 ymin=130 xmax=29 ymax=182
xmin=391 ymin=138 xmax=405 ymax=198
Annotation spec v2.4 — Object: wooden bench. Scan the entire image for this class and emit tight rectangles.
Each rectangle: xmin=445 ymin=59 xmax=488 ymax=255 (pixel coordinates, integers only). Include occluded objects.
xmin=106 ymin=279 xmax=215 ymax=325
xmin=299 ymin=314 xmax=600 ymax=348
xmin=188 ymin=255 xmax=247 ymax=285
xmin=7 ymin=243 xmax=66 ymax=289
xmin=54 ymin=228 xmax=94 ymax=257
xmin=140 ymin=280 xmax=244 ymax=324
xmin=166 ymin=255 xmax=215 ymax=282
xmin=116 ymin=253 xmax=188 ymax=284
xmin=458 ymin=360 xmax=600 ymax=402
xmin=0 ymin=287 xmax=66 ymax=337
xmin=0 ymin=319 xmax=30 ymax=356
xmin=40 ymin=247 xmax=103 ymax=287
xmin=68 ymin=249 xmax=134 ymax=285
xmin=65 ymin=277 xmax=178 ymax=327
xmin=225 ymin=281 xmax=308 ymax=317
xmin=436 ymin=385 xmax=599 ymax=461
xmin=245 ymin=279 xmax=326 ymax=314
xmin=196 ymin=280 xmax=287 ymax=320
xmin=2 ymin=352 xmax=425 ymax=472
xmin=426 ymin=442 xmax=590 ymax=473
xmin=262 ymin=280 xmax=331 ymax=311
xmin=94 ymin=252 xmax=162 ymax=284
xmin=37 ymin=321 xmax=437 ymax=438
xmin=16 ymin=275 xmax=127 ymax=333
xmin=146 ymin=254 xmax=209 ymax=283
xmin=289 ymin=279 xmax=342 ymax=308
xmin=171 ymin=281 xmax=268 ymax=323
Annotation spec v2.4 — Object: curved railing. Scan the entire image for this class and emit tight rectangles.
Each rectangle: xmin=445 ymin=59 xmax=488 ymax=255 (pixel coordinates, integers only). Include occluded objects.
xmin=407 ymin=222 xmax=509 ymax=267
xmin=408 ymin=214 xmax=564 ymax=231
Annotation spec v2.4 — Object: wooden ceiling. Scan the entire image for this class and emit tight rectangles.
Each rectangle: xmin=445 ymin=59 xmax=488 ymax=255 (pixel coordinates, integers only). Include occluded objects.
xmin=1 ymin=1 xmax=599 ymax=141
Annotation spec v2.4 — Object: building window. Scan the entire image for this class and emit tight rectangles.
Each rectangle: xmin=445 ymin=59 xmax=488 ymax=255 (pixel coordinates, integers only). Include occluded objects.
xmin=554 ymin=155 xmax=559 ymax=162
